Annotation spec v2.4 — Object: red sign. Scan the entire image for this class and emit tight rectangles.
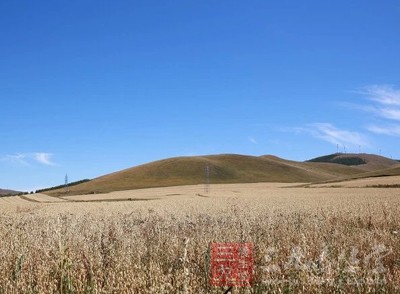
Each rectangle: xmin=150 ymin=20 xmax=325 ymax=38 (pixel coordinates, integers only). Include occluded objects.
xmin=210 ymin=242 xmax=253 ymax=287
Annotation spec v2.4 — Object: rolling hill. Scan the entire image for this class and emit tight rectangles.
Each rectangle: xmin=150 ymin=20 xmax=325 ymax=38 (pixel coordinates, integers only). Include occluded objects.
xmin=43 ymin=153 xmax=400 ymax=196
xmin=0 ymin=189 xmax=20 ymax=196
xmin=306 ymin=153 xmax=399 ymax=171
xmin=45 ymin=153 xmax=370 ymax=196
xmin=299 ymin=154 xmax=400 ymax=187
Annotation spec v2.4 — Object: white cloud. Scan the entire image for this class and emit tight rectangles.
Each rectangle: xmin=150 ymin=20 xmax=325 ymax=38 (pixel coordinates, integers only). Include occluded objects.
xmin=358 ymin=85 xmax=400 ymax=121
xmin=367 ymin=125 xmax=400 ymax=137
xmin=1 ymin=152 xmax=55 ymax=166
xmin=347 ymin=85 xmax=400 ymax=138
xmin=378 ymin=108 xmax=400 ymax=121
xmin=34 ymin=153 xmax=55 ymax=166
xmin=303 ymin=123 xmax=369 ymax=148
xmin=248 ymin=137 xmax=258 ymax=144
xmin=1 ymin=153 xmax=29 ymax=165
xmin=363 ymin=85 xmax=400 ymax=106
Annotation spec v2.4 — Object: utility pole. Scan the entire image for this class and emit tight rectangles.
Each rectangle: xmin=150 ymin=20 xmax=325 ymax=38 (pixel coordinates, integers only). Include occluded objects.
xmin=65 ymin=174 xmax=69 ymax=193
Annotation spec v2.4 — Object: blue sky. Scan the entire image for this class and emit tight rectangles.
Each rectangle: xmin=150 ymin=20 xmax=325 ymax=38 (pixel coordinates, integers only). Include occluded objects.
xmin=1 ymin=0 xmax=400 ymax=191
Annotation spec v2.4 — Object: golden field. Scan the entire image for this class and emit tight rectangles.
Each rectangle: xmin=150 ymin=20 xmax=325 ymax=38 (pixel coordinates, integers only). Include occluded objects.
xmin=1 ymin=183 xmax=399 ymax=293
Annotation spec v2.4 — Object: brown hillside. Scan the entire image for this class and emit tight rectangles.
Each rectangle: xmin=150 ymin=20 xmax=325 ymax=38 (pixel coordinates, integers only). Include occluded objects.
xmin=307 ymin=165 xmax=400 ymax=187
xmin=45 ymin=153 xmax=400 ymax=196
xmin=46 ymin=154 xmax=361 ymax=196
xmin=261 ymin=155 xmax=365 ymax=178
xmin=0 ymin=189 xmax=20 ymax=196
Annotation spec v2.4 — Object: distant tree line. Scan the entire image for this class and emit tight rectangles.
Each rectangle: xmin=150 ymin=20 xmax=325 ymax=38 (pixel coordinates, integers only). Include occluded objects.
xmin=0 ymin=191 xmax=29 ymax=197
xmin=36 ymin=179 xmax=91 ymax=193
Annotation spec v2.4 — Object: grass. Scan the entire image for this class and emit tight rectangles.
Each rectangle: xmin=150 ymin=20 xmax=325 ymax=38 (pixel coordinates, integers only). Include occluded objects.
xmin=45 ymin=154 xmax=368 ymax=196
xmin=1 ymin=184 xmax=399 ymax=293
xmin=305 ymin=167 xmax=400 ymax=188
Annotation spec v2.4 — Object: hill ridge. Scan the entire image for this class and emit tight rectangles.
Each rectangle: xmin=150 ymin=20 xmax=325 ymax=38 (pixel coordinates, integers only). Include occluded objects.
xmin=43 ymin=153 xmax=397 ymax=196
xmin=306 ymin=152 xmax=399 ymax=171
xmin=0 ymin=188 xmax=21 ymax=196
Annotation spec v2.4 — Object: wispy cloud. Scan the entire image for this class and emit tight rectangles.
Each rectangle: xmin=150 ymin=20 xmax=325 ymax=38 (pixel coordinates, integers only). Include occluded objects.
xmin=282 ymin=85 xmax=400 ymax=150
xmin=358 ymin=85 xmax=400 ymax=121
xmin=248 ymin=137 xmax=258 ymax=144
xmin=1 ymin=152 xmax=55 ymax=166
xmin=377 ymin=108 xmax=400 ymax=121
xmin=299 ymin=123 xmax=369 ymax=148
xmin=353 ymin=85 xmax=400 ymax=137
xmin=34 ymin=153 xmax=55 ymax=165
xmin=2 ymin=153 xmax=29 ymax=165
xmin=362 ymin=85 xmax=400 ymax=106
xmin=367 ymin=124 xmax=400 ymax=137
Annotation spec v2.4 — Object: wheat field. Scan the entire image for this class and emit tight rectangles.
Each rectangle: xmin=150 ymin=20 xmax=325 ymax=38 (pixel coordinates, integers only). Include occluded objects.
xmin=0 ymin=183 xmax=399 ymax=293
xmin=309 ymin=175 xmax=400 ymax=188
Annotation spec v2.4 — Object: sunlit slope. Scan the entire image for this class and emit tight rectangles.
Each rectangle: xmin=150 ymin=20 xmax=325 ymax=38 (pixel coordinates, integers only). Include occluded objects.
xmin=363 ymin=165 xmax=400 ymax=177
xmin=46 ymin=153 xmax=399 ymax=196
xmin=261 ymin=155 xmax=365 ymax=178
xmin=46 ymin=154 xmax=364 ymax=196
xmin=307 ymin=165 xmax=400 ymax=187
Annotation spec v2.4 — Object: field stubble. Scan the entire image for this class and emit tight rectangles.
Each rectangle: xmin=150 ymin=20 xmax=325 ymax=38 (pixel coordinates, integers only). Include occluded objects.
xmin=0 ymin=183 xmax=399 ymax=293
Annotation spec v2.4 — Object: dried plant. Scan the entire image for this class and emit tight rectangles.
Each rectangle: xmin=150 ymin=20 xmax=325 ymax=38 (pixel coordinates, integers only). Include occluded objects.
xmin=0 ymin=185 xmax=399 ymax=293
